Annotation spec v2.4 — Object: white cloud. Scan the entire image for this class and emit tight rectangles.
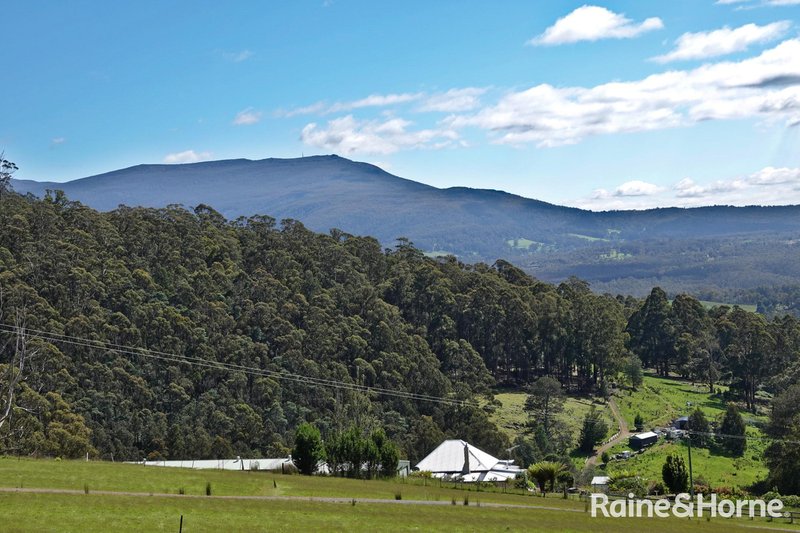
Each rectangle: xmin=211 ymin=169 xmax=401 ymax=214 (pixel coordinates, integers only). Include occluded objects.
xmin=574 ymin=166 xmax=800 ymax=209
xmin=674 ymin=177 xmax=747 ymax=197
xmin=281 ymin=88 xmax=487 ymax=117
xmin=748 ymin=165 xmax=800 ymax=184
xmin=163 ymin=150 xmax=212 ymax=164
xmin=51 ymin=137 xmax=66 ymax=145
xmin=614 ymin=180 xmax=664 ymax=196
xmin=282 ymin=93 xmax=423 ymax=117
xmin=529 ymin=5 xmax=663 ymax=46
xmin=652 ymin=21 xmax=791 ymax=63
xmin=717 ymin=0 xmax=800 ymax=6
xmin=418 ymin=88 xmax=487 ymax=112
xmin=445 ymin=39 xmax=800 ymax=147
xmin=222 ymin=50 xmax=253 ymax=63
xmin=233 ymin=107 xmax=263 ymax=125
xmin=300 ymin=115 xmax=460 ymax=155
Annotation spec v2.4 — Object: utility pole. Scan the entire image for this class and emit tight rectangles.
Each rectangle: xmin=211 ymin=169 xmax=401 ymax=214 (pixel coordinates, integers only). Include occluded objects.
xmin=686 ymin=401 xmax=694 ymax=498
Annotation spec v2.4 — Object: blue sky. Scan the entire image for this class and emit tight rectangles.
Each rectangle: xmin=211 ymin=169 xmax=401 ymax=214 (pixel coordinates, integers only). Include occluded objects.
xmin=4 ymin=0 xmax=800 ymax=210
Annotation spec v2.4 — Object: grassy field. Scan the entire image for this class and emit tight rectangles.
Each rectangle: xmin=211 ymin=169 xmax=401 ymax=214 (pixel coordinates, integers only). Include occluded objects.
xmin=616 ymin=375 xmax=735 ymax=429
xmin=0 ymin=457 xmax=549 ymax=505
xmin=490 ymin=391 xmax=616 ymax=444
xmin=609 ymin=375 xmax=768 ymax=489
xmin=604 ymin=429 xmax=769 ymax=489
xmin=698 ymin=300 xmax=758 ymax=313
xmin=0 ymin=459 xmax=798 ymax=532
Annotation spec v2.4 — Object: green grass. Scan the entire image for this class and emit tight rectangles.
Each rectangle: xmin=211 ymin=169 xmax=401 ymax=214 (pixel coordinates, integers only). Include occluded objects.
xmin=489 ymin=392 xmax=615 ymax=444
xmin=609 ymin=375 xmax=768 ymax=490
xmin=423 ymin=250 xmax=456 ymax=258
xmin=698 ymin=300 xmax=758 ymax=313
xmin=616 ymin=375 xmax=734 ymax=430
xmin=4 ymin=491 xmax=797 ymax=533
xmin=604 ymin=429 xmax=768 ymax=489
xmin=0 ymin=457 xmax=547 ymax=505
xmin=0 ymin=459 xmax=797 ymax=532
xmin=506 ymin=238 xmax=555 ymax=253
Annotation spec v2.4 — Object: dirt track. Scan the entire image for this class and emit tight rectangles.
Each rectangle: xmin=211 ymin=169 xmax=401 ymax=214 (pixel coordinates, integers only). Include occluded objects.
xmin=586 ymin=398 xmax=630 ymax=467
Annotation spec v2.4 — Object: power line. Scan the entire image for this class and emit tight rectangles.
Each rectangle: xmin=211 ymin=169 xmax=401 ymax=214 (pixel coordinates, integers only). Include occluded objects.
xmin=684 ymin=428 xmax=800 ymax=446
xmin=0 ymin=323 xmax=470 ymax=408
xmin=4 ymin=323 xmax=800 ymax=445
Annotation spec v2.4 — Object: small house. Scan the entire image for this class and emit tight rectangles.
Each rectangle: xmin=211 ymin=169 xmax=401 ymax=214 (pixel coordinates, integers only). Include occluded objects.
xmin=414 ymin=439 xmax=523 ymax=482
xmin=674 ymin=416 xmax=689 ymax=430
xmin=590 ymin=475 xmax=610 ymax=493
xmin=629 ymin=431 xmax=658 ymax=450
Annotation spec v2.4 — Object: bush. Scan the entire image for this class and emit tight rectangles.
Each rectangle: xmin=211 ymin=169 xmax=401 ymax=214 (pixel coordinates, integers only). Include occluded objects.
xmin=292 ymin=422 xmax=325 ymax=476
xmin=662 ymin=454 xmax=689 ymax=494
xmin=601 ymin=451 xmax=610 ymax=464
xmin=578 ymin=408 xmax=608 ymax=453
xmin=634 ymin=413 xmax=644 ymax=431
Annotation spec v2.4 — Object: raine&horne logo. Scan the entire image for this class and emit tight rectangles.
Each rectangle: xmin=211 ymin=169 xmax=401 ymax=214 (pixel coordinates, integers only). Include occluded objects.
xmin=591 ymin=493 xmax=785 ymax=519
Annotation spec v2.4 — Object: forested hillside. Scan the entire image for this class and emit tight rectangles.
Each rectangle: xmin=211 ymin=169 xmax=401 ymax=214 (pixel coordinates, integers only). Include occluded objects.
xmin=1 ymin=189 xmax=800 ymax=487
xmin=12 ymin=156 xmax=800 ymax=299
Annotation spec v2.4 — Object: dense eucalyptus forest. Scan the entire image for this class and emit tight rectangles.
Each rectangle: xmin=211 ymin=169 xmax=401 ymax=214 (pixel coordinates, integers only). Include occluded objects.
xmin=1 ymin=186 xmax=800 ymax=476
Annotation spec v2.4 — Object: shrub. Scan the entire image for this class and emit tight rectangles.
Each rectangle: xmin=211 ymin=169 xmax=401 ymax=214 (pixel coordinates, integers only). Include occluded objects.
xmin=292 ymin=422 xmax=325 ymax=476
xmin=662 ymin=454 xmax=688 ymax=494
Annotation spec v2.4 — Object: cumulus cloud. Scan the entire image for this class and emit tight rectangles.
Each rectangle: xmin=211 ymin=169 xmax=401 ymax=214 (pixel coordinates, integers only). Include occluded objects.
xmin=445 ymin=39 xmax=800 ymax=147
xmin=652 ymin=21 xmax=791 ymax=63
xmin=614 ymin=180 xmax=664 ymax=196
xmin=674 ymin=177 xmax=747 ymax=197
xmin=51 ymin=137 xmax=66 ymax=145
xmin=300 ymin=115 xmax=460 ymax=155
xmin=748 ymin=165 xmax=800 ymax=184
xmin=575 ymin=166 xmax=800 ymax=209
xmin=163 ymin=150 xmax=212 ymax=164
xmin=417 ymin=88 xmax=487 ymax=112
xmin=529 ymin=5 xmax=663 ymax=46
xmin=233 ymin=107 xmax=263 ymax=125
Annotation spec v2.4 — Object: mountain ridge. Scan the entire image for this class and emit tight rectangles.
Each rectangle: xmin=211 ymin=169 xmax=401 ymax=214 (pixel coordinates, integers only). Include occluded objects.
xmin=11 ymin=155 xmax=800 ymax=296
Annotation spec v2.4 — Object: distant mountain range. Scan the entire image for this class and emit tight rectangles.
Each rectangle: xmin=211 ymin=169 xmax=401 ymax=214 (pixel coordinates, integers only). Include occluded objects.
xmin=12 ymin=155 xmax=800 ymax=298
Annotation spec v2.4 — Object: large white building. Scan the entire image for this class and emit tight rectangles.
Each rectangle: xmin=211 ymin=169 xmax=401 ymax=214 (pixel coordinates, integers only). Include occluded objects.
xmin=414 ymin=439 xmax=524 ymax=482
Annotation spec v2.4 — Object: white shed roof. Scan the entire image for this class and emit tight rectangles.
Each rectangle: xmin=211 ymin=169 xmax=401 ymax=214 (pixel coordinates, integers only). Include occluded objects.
xmin=591 ymin=476 xmax=611 ymax=485
xmin=631 ymin=431 xmax=658 ymax=440
xmin=415 ymin=440 xmax=501 ymax=473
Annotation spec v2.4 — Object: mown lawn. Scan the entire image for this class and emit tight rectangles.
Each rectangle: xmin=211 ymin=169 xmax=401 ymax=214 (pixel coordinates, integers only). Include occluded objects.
xmin=2 ymin=489 xmax=799 ymax=532
xmin=0 ymin=457 xmax=561 ymax=506
xmin=0 ymin=458 xmax=798 ymax=532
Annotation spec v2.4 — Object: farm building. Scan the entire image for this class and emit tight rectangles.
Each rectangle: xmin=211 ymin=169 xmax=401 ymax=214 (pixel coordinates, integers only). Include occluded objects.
xmin=136 ymin=456 xmax=296 ymax=472
xmin=629 ymin=431 xmax=658 ymax=450
xmin=414 ymin=439 xmax=524 ymax=482
xmin=590 ymin=475 xmax=610 ymax=493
